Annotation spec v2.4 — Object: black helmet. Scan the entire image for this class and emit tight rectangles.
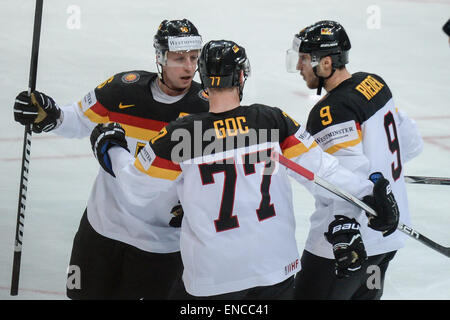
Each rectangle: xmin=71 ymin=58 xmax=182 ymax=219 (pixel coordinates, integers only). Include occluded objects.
xmin=295 ymin=20 xmax=351 ymax=68
xmin=198 ymin=40 xmax=251 ymax=100
xmin=153 ymin=19 xmax=202 ymax=65
xmin=286 ymin=20 xmax=351 ymax=95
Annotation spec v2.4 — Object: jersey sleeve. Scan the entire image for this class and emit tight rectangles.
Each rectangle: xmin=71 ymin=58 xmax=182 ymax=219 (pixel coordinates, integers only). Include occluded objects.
xmin=307 ymin=99 xmax=364 ymax=156
xmin=53 ymin=74 xmax=133 ymax=138
xmin=304 ymin=99 xmax=372 ymax=220
xmin=133 ymin=122 xmax=183 ymax=182
xmin=306 ymin=97 xmax=371 ymax=187
xmin=287 ymin=138 xmax=373 ymax=215
xmin=396 ymin=109 xmax=423 ymax=163
xmin=52 ymin=76 xmax=118 ymax=138
xmin=51 ymin=94 xmax=98 ymax=138
xmin=276 ymin=108 xmax=318 ymax=159
xmin=275 ymin=108 xmax=372 ymax=214
xmin=107 ymin=123 xmax=182 ymax=207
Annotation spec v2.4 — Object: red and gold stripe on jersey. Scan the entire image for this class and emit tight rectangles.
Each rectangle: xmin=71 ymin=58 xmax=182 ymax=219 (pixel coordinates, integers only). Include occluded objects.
xmin=78 ymin=101 xmax=168 ymax=141
xmin=281 ymin=128 xmax=318 ymax=159
xmin=134 ymin=146 xmax=181 ymax=181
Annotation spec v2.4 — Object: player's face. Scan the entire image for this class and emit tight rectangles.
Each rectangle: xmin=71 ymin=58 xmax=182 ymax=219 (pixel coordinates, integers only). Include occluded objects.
xmin=297 ymin=53 xmax=319 ymax=89
xmin=163 ymin=50 xmax=199 ymax=92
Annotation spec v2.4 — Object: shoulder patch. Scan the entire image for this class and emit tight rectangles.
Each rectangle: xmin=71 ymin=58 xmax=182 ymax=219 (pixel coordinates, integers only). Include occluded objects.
xmin=313 ymin=120 xmax=361 ymax=153
xmin=198 ymin=89 xmax=209 ymax=101
xmin=121 ymin=72 xmax=140 ymax=84
xmin=136 ymin=144 xmax=156 ymax=172
xmin=80 ymin=90 xmax=97 ymax=112
xmin=294 ymin=126 xmax=314 ymax=149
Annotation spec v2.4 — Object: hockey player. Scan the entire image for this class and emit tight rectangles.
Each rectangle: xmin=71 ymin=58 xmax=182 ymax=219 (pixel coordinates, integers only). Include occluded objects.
xmin=286 ymin=20 xmax=423 ymax=299
xmin=89 ymin=39 xmax=400 ymax=299
xmin=13 ymin=19 xmax=208 ymax=299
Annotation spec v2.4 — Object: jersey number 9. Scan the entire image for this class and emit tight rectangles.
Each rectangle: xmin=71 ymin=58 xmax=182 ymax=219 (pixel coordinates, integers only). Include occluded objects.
xmin=384 ymin=111 xmax=402 ymax=181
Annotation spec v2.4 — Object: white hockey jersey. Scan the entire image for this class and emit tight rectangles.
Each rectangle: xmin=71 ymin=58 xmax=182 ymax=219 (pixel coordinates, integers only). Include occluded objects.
xmin=52 ymin=70 xmax=209 ymax=253
xmin=305 ymin=72 xmax=423 ymax=258
xmin=108 ymin=104 xmax=374 ymax=296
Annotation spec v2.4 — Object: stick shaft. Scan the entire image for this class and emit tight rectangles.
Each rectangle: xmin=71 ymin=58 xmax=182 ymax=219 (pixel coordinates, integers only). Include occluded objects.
xmin=405 ymin=175 xmax=450 ymax=186
xmin=11 ymin=0 xmax=44 ymax=296
xmin=275 ymin=151 xmax=377 ymax=215
xmin=273 ymin=151 xmax=450 ymax=258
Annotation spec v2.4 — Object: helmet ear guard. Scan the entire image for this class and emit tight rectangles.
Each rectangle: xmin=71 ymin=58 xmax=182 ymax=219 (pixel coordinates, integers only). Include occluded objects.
xmin=310 ymin=50 xmax=349 ymax=69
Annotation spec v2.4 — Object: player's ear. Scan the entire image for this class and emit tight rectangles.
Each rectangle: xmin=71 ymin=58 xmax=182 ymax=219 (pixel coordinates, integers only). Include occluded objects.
xmin=320 ymin=56 xmax=332 ymax=72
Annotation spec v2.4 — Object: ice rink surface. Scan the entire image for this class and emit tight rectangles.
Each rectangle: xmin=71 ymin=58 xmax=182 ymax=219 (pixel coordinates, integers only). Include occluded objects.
xmin=0 ymin=0 xmax=449 ymax=300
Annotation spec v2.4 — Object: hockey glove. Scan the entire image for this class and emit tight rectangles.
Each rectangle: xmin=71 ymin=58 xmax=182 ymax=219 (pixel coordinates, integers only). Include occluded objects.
xmin=13 ymin=91 xmax=61 ymax=133
xmin=169 ymin=201 xmax=184 ymax=228
xmin=90 ymin=123 xmax=129 ymax=177
xmin=325 ymin=215 xmax=367 ymax=279
xmin=363 ymin=172 xmax=399 ymax=237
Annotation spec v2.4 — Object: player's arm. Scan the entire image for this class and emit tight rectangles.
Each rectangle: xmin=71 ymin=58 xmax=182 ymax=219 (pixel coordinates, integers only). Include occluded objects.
xmin=13 ymin=90 xmax=98 ymax=138
xmin=53 ymin=76 xmax=119 ymax=138
xmin=307 ymin=102 xmax=370 ymax=178
xmin=14 ymin=90 xmax=99 ymax=137
xmin=305 ymin=102 xmax=371 ymax=221
xmin=90 ymin=122 xmax=181 ymax=207
xmin=278 ymin=109 xmax=398 ymax=235
xmin=278 ymin=109 xmax=372 ymax=203
xmin=395 ymin=108 xmax=423 ymax=163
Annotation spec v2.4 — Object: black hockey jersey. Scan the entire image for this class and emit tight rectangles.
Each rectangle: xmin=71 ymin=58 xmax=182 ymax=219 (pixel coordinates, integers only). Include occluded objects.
xmin=53 ymin=70 xmax=209 ymax=253
xmin=304 ymin=72 xmax=423 ymax=258
xmin=107 ymin=103 xmax=374 ymax=296
xmin=307 ymin=72 xmax=392 ymax=155
xmin=82 ymin=71 xmax=209 ymax=155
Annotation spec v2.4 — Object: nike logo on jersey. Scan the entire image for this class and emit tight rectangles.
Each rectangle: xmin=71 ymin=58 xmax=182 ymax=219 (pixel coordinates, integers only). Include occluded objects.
xmin=119 ymin=103 xmax=135 ymax=109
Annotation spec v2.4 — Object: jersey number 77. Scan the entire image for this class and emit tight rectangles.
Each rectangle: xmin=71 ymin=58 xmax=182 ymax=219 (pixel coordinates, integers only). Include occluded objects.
xmin=199 ymin=148 xmax=276 ymax=232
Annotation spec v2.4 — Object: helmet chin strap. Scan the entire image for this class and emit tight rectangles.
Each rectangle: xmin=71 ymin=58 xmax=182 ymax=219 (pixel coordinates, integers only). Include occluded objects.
xmin=156 ymin=63 xmax=188 ymax=93
xmin=312 ymin=65 xmax=336 ymax=95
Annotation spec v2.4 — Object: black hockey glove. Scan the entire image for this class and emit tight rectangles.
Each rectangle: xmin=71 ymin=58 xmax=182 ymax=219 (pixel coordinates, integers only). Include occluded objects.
xmin=13 ymin=91 xmax=61 ymax=133
xmin=169 ymin=201 xmax=184 ymax=228
xmin=325 ymin=215 xmax=367 ymax=279
xmin=90 ymin=123 xmax=129 ymax=177
xmin=363 ymin=172 xmax=399 ymax=237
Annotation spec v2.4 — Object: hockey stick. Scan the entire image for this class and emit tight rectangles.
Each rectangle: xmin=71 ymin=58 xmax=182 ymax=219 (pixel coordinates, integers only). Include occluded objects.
xmin=10 ymin=0 xmax=44 ymax=296
xmin=271 ymin=151 xmax=450 ymax=258
xmin=405 ymin=175 xmax=450 ymax=186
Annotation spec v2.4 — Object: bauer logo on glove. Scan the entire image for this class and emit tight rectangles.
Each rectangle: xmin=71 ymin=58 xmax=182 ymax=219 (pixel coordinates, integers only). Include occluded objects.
xmin=325 ymin=215 xmax=368 ymax=278
xmin=331 ymin=221 xmax=359 ymax=234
